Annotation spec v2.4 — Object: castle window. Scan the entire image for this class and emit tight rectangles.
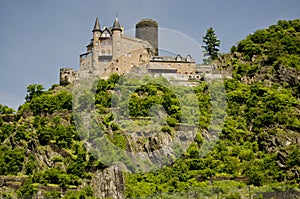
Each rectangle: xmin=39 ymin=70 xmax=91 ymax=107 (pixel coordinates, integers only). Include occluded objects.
xmin=117 ymin=41 xmax=120 ymax=46
xmin=128 ymin=53 xmax=132 ymax=58
xmin=175 ymin=55 xmax=182 ymax=61
xmin=116 ymin=68 xmax=119 ymax=71
xmin=186 ymin=55 xmax=192 ymax=62
xmin=129 ymin=44 xmax=132 ymax=48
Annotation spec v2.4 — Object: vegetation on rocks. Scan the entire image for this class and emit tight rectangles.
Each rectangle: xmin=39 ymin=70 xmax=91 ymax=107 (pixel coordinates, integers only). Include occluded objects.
xmin=0 ymin=19 xmax=299 ymax=198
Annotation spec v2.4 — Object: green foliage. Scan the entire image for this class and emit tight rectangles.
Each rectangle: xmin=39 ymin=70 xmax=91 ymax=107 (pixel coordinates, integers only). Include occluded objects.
xmin=112 ymin=132 xmax=127 ymax=150
xmin=17 ymin=178 xmax=38 ymax=198
xmin=128 ymin=83 xmax=181 ymax=121
xmin=0 ymin=146 xmax=24 ymax=175
xmin=202 ymin=27 xmax=220 ymax=63
xmin=161 ymin=125 xmax=172 ymax=134
xmin=0 ymin=122 xmax=15 ymax=142
xmin=1 ymin=19 xmax=300 ymax=198
xmin=0 ymin=104 xmax=15 ymax=114
xmin=63 ymin=186 xmax=94 ymax=199
xmin=25 ymin=154 xmax=38 ymax=175
xmin=124 ymin=19 xmax=300 ymax=198
xmin=34 ymin=168 xmax=80 ymax=188
xmin=44 ymin=191 xmax=61 ymax=198
xmin=29 ymin=90 xmax=72 ymax=115
xmin=166 ymin=116 xmax=177 ymax=127
xmin=25 ymin=84 xmax=44 ymax=102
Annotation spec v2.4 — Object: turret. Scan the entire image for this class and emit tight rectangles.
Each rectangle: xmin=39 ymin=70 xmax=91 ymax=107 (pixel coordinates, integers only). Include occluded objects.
xmin=112 ymin=16 xmax=122 ymax=59
xmin=136 ymin=19 xmax=158 ymax=56
xmin=92 ymin=18 xmax=101 ymax=69
xmin=112 ymin=16 xmax=122 ymax=38
xmin=92 ymin=18 xmax=101 ymax=45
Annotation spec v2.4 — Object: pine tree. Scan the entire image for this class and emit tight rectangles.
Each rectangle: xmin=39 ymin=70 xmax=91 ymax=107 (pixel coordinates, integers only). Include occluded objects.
xmin=202 ymin=27 xmax=220 ymax=63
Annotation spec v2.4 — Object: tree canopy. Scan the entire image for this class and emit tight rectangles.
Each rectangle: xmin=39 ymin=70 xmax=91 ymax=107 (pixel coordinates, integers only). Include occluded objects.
xmin=202 ymin=27 xmax=220 ymax=63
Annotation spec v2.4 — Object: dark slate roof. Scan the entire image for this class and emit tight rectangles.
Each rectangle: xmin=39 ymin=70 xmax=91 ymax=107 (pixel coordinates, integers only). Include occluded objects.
xmin=112 ymin=16 xmax=122 ymax=31
xmin=93 ymin=18 xmax=100 ymax=32
xmin=150 ymin=55 xmax=195 ymax=63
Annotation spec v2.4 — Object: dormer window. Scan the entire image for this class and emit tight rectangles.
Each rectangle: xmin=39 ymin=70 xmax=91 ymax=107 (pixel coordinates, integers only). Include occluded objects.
xmin=186 ymin=55 xmax=192 ymax=62
xmin=175 ymin=54 xmax=182 ymax=61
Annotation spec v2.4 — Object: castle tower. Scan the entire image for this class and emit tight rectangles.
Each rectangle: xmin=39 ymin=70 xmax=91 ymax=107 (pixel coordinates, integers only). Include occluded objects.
xmin=136 ymin=19 xmax=158 ymax=56
xmin=92 ymin=18 xmax=101 ymax=69
xmin=112 ymin=16 xmax=122 ymax=59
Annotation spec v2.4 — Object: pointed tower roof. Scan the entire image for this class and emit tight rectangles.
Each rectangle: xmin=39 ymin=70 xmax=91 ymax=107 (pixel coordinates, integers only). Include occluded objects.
xmin=112 ymin=16 xmax=122 ymax=31
xmin=93 ymin=18 xmax=100 ymax=32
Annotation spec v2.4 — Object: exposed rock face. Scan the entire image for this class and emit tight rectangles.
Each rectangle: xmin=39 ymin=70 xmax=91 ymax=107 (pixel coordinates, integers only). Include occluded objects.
xmin=60 ymin=68 xmax=77 ymax=86
xmin=273 ymin=64 xmax=299 ymax=86
xmin=90 ymin=166 xmax=125 ymax=199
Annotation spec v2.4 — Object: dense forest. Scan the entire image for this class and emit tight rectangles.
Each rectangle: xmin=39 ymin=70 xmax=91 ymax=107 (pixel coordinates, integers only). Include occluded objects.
xmin=0 ymin=19 xmax=299 ymax=198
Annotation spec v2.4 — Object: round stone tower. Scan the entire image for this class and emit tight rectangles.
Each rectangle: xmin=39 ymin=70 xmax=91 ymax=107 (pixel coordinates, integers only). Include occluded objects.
xmin=136 ymin=19 xmax=158 ymax=56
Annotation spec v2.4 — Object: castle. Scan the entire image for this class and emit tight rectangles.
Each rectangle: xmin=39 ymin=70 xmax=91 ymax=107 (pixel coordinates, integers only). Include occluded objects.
xmin=60 ymin=17 xmax=213 ymax=86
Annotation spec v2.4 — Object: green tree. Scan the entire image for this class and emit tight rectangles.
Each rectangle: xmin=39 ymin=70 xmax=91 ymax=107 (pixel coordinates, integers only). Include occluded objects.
xmin=25 ymin=84 xmax=44 ymax=102
xmin=202 ymin=27 xmax=220 ymax=63
xmin=0 ymin=104 xmax=15 ymax=114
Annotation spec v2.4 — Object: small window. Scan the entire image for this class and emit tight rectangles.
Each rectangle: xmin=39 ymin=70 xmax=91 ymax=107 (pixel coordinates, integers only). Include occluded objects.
xmin=128 ymin=53 xmax=132 ymax=58
xmin=116 ymin=68 xmax=118 ymax=71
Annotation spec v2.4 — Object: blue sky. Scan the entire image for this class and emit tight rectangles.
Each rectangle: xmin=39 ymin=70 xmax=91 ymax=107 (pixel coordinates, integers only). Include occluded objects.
xmin=0 ymin=0 xmax=299 ymax=110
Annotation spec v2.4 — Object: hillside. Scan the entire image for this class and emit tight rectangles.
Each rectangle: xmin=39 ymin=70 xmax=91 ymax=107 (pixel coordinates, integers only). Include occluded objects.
xmin=0 ymin=19 xmax=299 ymax=199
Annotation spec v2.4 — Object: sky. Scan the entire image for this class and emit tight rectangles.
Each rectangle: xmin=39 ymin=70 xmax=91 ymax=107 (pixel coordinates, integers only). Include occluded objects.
xmin=0 ymin=0 xmax=299 ymax=110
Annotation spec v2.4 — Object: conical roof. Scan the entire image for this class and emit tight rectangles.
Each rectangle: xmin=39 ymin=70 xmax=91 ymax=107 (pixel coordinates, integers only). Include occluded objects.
xmin=112 ymin=16 xmax=122 ymax=31
xmin=93 ymin=18 xmax=100 ymax=32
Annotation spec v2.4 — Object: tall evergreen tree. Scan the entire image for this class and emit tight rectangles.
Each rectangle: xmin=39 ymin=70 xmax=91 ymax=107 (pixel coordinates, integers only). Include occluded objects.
xmin=202 ymin=27 xmax=220 ymax=63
